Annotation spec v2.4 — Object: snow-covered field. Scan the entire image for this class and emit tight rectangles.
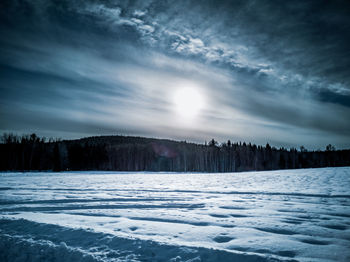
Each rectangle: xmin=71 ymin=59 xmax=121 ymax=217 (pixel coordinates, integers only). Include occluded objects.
xmin=1 ymin=167 xmax=350 ymax=262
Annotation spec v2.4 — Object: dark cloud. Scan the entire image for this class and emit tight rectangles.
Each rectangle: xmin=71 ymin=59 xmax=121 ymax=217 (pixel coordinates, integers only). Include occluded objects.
xmin=0 ymin=0 xmax=349 ymax=149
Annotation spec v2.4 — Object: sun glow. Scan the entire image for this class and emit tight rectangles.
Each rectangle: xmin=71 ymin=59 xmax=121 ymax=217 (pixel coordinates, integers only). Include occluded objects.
xmin=173 ymin=87 xmax=204 ymax=119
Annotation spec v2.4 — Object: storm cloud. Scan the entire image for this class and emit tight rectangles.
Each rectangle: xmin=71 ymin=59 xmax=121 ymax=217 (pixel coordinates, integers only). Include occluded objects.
xmin=1 ymin=0 xmax=349 ymax=149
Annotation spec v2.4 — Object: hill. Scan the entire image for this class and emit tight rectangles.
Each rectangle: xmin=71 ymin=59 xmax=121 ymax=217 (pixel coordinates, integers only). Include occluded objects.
xmin=1 ymin=133 xmax=349 ymax=172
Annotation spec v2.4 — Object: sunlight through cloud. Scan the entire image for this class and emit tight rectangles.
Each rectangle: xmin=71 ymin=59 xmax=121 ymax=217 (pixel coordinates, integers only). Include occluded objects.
xmin=173 ymin=86 xmax=204 ymax=120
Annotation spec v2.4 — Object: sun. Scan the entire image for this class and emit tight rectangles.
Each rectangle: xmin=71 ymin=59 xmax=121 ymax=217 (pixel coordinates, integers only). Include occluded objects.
xmin=173 ymin=87 xmax=204 ymax=119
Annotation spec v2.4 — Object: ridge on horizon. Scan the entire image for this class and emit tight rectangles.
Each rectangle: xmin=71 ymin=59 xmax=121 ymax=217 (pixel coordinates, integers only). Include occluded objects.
xmin=1 ymin=132 xmax=349 ymax=173
xmin=3 ymin=132 xmax=348 ymax=152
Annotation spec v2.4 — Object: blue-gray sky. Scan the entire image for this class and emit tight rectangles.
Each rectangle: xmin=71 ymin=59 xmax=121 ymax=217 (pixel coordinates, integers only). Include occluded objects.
xmin=1 ymin=0 xmax=350 ymax=149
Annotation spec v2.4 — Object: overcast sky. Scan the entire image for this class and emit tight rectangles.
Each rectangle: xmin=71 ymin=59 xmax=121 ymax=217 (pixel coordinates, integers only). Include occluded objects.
xmin=1 ymin=0 xmax=350 ymax=149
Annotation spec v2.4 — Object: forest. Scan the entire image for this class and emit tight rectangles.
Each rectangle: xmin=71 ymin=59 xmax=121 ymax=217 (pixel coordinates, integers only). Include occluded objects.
xmin=0 ymin=133 xmax=349 ymax=172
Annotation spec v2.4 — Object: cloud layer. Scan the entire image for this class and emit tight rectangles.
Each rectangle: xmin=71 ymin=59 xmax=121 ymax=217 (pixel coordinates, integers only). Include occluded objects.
xmin=1 ymin=0 xmax=350 ymax=149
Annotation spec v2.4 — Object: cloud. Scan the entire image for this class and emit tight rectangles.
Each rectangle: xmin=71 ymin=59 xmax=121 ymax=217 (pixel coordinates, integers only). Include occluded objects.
xmin=0 ymin=0 xmax=349 ymax=149
xmin=133 ymin=10 xmax=147 ymax=17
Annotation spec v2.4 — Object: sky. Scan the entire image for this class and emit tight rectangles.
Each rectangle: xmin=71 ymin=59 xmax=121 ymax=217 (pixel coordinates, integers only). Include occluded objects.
xmin=0 ymin=0 xmax=350 ymax=149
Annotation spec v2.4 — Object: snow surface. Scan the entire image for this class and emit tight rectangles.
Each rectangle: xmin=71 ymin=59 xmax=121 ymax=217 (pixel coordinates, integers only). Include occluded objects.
xmin=1 ymin=167 xmax=350 ymax=262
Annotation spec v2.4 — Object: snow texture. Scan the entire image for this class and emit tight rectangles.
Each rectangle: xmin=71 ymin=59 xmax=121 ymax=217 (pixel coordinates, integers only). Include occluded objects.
xmin=1 ymin=167 xmax=350 ymax=261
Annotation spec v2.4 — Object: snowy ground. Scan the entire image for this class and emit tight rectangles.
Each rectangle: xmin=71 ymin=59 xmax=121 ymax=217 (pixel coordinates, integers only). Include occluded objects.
xmin=1 ymin=167 xmax=350 ymax=262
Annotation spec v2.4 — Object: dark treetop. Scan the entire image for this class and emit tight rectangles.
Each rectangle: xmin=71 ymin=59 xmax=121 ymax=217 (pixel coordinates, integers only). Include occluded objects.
xmin=1 ymin=133 xmax=349 ymax=172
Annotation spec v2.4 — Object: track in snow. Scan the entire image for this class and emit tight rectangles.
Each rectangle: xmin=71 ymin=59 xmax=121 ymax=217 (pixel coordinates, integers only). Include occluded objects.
xmin=1 ymin=167 xmax=350 ymax=261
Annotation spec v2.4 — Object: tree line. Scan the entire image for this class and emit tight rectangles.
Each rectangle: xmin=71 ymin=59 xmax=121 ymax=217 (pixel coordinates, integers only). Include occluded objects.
xmin=0 ymin=133 xmax=349 ymax=172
